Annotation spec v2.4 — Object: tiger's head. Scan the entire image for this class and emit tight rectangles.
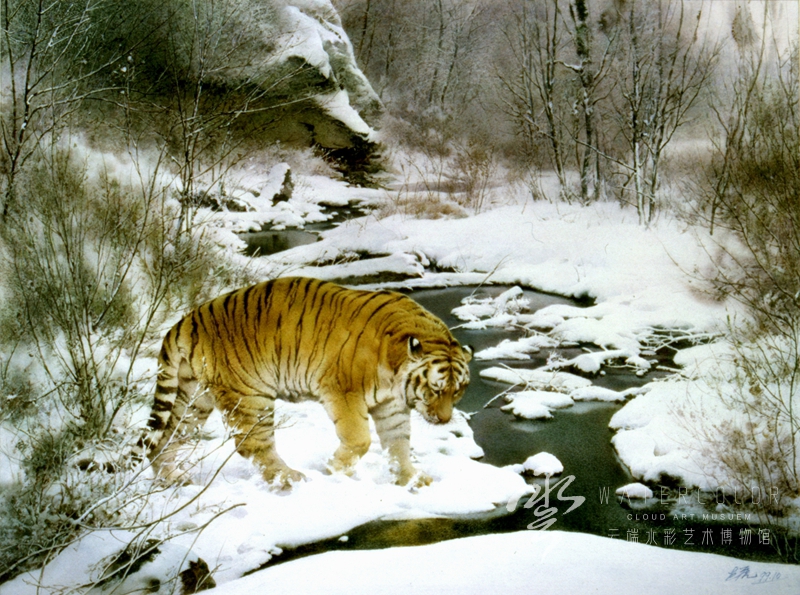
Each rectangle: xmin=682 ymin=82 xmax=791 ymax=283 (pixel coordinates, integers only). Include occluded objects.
xmin=403 ymin=336 xmax=473 ymax=424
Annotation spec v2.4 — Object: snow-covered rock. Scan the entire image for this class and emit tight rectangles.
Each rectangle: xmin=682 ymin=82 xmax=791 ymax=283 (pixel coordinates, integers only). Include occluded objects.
xmin=474 ymin=335 xmax=558 ymax=361
xmin=98 ymin=0 xmax=381 ymax=152
xmin=480 ymin=367 xmax=592 ymax=393
xmin=501 ymin=391 xmax=574 ymax=419
xmin=616 ymin=482 xmax=655 ymax=500
xmin=507 ymin=452 xmax=564 ymax=477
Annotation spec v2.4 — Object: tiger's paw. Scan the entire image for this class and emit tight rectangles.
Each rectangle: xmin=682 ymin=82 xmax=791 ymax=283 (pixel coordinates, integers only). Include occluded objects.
xmin=324 ymin=457 xmax=357 ymax=477
xmin=396 ymin=468 xmax=432 ymax=489
xmin=264 ymin=467 xmax=306 ymax=491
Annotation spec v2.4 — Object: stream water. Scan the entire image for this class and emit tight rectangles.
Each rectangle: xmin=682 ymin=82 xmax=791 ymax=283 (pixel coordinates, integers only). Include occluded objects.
xmin=241 ymin=222 xmax=798 ymax=570
xmin=238 ymin=203 xmax=370 ymax=257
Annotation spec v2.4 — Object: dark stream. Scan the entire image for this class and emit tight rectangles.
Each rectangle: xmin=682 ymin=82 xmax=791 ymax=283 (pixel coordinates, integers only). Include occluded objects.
xmin=241 ymin=225 xmax=799 ymax=570
xmin=238 ymin=203 xmax=370 ymax=257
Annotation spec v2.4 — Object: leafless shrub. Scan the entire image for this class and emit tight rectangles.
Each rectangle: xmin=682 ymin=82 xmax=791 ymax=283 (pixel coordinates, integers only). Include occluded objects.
xmin=450 ymin=140 xmax=497 ymax=214
xmin=682 ymin=7 xmax=800 ymax=526
xmin=0 ymin=144 xmax=254 ymax=581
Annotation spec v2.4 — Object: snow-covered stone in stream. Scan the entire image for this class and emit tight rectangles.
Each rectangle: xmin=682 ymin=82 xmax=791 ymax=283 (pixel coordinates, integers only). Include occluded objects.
xmin=570 ymin=385 xmax=648 ymax=402
xmin=452 ymin=286 xmax=530 ymax=329
xmin=616 ymin=483 xmax=654 ymax=500
xmin=474 ymin=335 xmax=558 ymax=361
xmin=501 ymin=391 xmax=574 ymax=419
xmin=517 ymin=452 xmax=564 ymax=477
xmin=480 ymin=367 xmax=592 ymax=393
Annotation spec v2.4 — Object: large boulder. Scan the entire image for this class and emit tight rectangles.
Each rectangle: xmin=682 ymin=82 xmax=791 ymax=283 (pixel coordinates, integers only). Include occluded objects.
xmin=107 ymin=0 xmax=382 ymax=153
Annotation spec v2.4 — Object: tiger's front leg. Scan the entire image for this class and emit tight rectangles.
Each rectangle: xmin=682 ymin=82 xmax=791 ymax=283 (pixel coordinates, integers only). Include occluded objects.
xmin=370 ymin=398 xmax=432 ymax=487
xmin=324 ymin=392 xmax=371 ymax=476
xmin=220 ymin=389 xmax=305 ymax=490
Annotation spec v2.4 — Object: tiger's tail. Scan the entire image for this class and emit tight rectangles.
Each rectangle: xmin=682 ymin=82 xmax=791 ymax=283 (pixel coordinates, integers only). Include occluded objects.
xmin=132 ymin=328 xmax=185 ymax=472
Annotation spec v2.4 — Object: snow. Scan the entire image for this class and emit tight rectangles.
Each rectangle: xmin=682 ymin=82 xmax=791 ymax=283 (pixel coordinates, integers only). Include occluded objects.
xmin=518 ymin=452 xmax=564 ymax=477
xmin=207 ymin=531 xmax=800 ymax=595
xmin=123 ymin=404 xmax=531 ymax=586
xmin=558 ymin=348 xmax=651 ymax=373
xmin=291 ymin=251 xmax=426 ymax=281
xmin=572 ymin=385 xmax=645 ymax=403
xmin=616 ymin=482 xmax=655 ymax=500
xmin=1 ymin=530 xmax=210 ymax=595
xmin=480 ymin=367 xmax=592 ymax=393
xmin=315 ymin=89 xmax=375 ymax=137
xmin=272 ymin=1 xmax=379 ymax=139
xmin=501 ymin=390 xmax=574 ymax=420
xmin=474 ymin=334 xmax=558 ymax=361
xmin=609 ymin=342 xmax=738 ymax=491
xmin=452 ymin=286 xmax=530 ymax=329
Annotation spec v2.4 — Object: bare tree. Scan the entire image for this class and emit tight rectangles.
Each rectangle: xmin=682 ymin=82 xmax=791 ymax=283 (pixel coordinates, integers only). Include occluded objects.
xmin=685 ymin=4 xmax=800 ymax=528
xmin=498 ymin=0 xmax=570 ymax=194
xmin=613 ymin=0 xmax=718 ymax=226
xmin=705 ymin=2 xmax=771 ymax=235
xmin=126 ymin=0 xmax=313 ymax=236
xmin=561 ymin=0 xmax=616 ymax=203
xmin=0 ymin=0 xmax=123 ymax=219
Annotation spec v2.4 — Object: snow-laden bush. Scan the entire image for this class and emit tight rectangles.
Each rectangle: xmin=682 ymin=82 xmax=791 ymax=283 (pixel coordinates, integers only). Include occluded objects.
xmin=688 ymin=34 xmax=800 ymax=522
xmin=0 ymin=147 xmax=256 ymax=581
xmin=722 ymin=327 xmax=800 ymax=513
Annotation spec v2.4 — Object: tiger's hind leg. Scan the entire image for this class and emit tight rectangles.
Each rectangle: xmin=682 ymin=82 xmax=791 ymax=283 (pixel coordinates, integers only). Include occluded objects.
xmin=220 ymin=390 xmax=305 ymax=490
xmin=148 ymin=360 xmax=214 ymax=484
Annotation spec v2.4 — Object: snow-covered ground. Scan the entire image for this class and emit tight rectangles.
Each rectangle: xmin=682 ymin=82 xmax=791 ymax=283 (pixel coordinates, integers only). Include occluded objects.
xmin=108 ymin=166 xmax=795 ymax=589
xmin=5 ymin=157 xmax=800 ymax=593
xmin=211 ymin=530 xmax=800 ymax=595
xmin=10 ymin=527 xmax=800 ymax=595
xmin=2 ymin=403 xmax=531 ymax=593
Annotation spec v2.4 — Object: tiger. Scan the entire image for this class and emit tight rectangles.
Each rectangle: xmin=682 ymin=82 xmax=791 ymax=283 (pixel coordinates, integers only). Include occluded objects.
xmin=138 ymin=276 xmax=473 ymax=489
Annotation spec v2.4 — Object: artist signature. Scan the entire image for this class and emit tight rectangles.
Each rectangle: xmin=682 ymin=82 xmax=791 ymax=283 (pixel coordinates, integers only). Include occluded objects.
xmin=726 ymin=566 xmax=782 ymax=585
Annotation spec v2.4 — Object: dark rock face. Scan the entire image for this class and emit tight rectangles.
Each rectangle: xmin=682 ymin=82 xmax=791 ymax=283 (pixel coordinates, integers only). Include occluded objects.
xmin=94 ymin=0 xmax=381 ymax=156
xmin=273 ymin=168 xmax=294 ymax=203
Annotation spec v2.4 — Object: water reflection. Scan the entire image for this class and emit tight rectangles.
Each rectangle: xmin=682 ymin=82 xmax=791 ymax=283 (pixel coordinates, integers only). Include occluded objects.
xmin=238 ymin=229 xmax=318 ymax=257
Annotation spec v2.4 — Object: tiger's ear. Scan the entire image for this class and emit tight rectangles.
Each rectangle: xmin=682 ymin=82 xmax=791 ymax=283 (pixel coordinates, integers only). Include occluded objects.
xmin=408 ymin=336 xmax=422 ymax=357
xmin=462 ymin=344 xmax=473 ymax=362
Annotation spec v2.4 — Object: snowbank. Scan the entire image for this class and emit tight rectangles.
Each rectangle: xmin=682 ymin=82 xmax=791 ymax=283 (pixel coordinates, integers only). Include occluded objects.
xmin=208 ymin=530 xmax=800 ymax=595
xmin=1 ymin=531 xmax=213 ymax=595
xmin=609 ymin=342 xmax=745 ymax=491
xmin=128 ymin=403 xmax=531 ymax=586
